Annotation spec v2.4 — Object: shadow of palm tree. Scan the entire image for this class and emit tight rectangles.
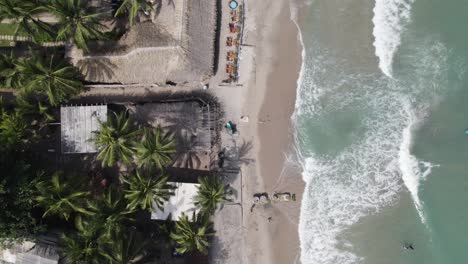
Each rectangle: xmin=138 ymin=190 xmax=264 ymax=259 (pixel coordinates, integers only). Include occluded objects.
xmin=76 ymin=58 xmax=117 ymax=81
xmin=234 ymin=140 xmax=254 ymax=165
xmin=167 ymin=0 xmax=176 ymax=8
xmin=160 ymin=103 xmax=202 ymax=135
xmin=172 ymin=130 xmax=202 ymax=170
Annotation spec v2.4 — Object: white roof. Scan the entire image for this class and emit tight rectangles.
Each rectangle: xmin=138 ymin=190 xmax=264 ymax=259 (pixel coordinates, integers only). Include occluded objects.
xmin=60 ymin=105 xmax=107 ymax=154
xmin=151 ymin=182 xmax=200 ymax=221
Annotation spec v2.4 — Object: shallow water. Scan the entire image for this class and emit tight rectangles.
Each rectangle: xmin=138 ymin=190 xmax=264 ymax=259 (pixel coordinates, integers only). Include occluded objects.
xmin=293 ymin=0 xmax=468 ymax=263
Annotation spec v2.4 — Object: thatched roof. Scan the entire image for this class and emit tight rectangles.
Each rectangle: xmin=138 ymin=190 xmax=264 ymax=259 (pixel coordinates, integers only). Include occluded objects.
xmin=69 ymin=0 xmax=217 ymax=85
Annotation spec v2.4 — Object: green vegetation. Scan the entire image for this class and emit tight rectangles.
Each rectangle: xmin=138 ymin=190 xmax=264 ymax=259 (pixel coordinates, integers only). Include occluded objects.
xmin=122 ymin=170 xmax=174 ymax=212
xmin=0 ymin=0 xmax=148 ymax=49
xmin=93 ymin=111 xmax=138 ymax=167
xmin=46 ymin=0 xmax=109 ymax=51
xmin=114 ymin=0 xmax=152 ymax=26
xmin=0 ymin=0 xmax=223 ymax=260
xmin=15 ymin=52 xmax=84 ymax=105
xmin=0 ymin=0 xmax=54 ymax=43
xmin=136 ymin=126 xmax=176 ymax=170
xmin=35 ymin=171 xmax=91 ymax=220
xmin=194 ymin=176 xmax=233 ymax=215
xmin=170 ymin=213 xmax=214 ymax=254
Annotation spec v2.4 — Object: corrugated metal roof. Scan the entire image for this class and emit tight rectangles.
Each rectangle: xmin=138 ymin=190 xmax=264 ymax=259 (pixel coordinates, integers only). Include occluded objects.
xmin=151 ymin=182 xmax=200 ymax=221
xmin=60 ymin=105 xmax=107 ymax=154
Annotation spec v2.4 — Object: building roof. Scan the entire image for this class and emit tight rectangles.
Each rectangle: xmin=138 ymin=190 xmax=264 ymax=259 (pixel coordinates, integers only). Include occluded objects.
xmin=151 ymin=182 xmax=200 ymax=221
xmin=129 ymin=101 xmax=213 ymax=171
xmin=69 ymin=0 xmax=217 ymax=84
xmin=60 ymin=105 xmax=107 ymax=154
xmin=1 ymin=241 xmax=58 ymax=264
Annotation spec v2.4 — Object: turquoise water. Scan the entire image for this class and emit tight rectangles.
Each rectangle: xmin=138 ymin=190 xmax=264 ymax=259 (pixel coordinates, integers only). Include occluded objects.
xmin=293 ymin=0 xmax=468 ymax=263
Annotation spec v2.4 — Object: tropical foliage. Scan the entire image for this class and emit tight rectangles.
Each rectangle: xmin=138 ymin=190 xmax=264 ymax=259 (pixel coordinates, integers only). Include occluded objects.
xmin=114 ymin=0 xmax=152 ymax=26
xmin=0 ymin=52 xmax=21 ymax=88
xmin=84 ymin=186 xmax=133 ymax=240
xmin=170 ymin=212 xmax=214 ymax=255
xmin=122 ymin=170 xmax=175 ymax=211
xmin=93 ymin=111 xmax=138 ymax=167
xmin=100 ymin=227 xmax=156 ymax=264
xmin=0 ymin=109 xmax=31 ymax=149
xmin=135 ymin=126 xmax=175 ymax=170
xmin=46 ymin=0 xmax=109 ymax=51
xmin=194 ymin=176 xmax=233 ymax=215
xmin=14 ymin=53 xmax=83 ymax=106
xmin=0 ymin=0 xmax=54 ymax=42
xmin=59 ymin=231 xmax=107 ymax=264
xmin=35 ymin=171 xmax=90 ymax=220
xmin=0 ymin=157 xmax=43 ymax=249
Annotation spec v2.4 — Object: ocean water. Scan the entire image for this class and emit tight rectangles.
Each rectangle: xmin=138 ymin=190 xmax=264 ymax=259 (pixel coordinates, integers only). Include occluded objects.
xmin=292 ymin=0 xmax=468 ymax=263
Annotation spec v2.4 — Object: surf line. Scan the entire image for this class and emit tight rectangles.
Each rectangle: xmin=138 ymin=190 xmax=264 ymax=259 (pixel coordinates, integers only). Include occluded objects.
xmin=398 ymin=102 xmax=436 ymax=227
xmin=372 ymin=0 xmax=415 ymax=77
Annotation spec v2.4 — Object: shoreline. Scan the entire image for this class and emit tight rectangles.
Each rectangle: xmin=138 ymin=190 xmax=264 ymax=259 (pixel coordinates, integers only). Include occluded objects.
xmin=246 ymin=0 xmax=304 ymax=262
xmin=208 ymin=0 xmax=304 ymax=262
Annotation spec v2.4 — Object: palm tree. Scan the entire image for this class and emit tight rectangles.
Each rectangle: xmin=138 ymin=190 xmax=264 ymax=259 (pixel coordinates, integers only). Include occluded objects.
xmin=122 ymin=170 xmax=175 ymax=212
xmin=59 ymin=232 xmax=106 ymax=264
xmin=135 ymin=126 xmax=175 ymax=170
xmin=35 ymin=171 xmax=90 ymax=220
xmin=46 ymin=0 xmax=109 ymax=51
xmin=170 ymin=213 xmax=214 ymax=255
xmin=100 ymin=227 xmax=156 ymax=264
xmin=0 ymin=52 xmax=21 ymax=89
xmin=114 ymin=0 xmax=152 ymax=26
xmin=93 ymin=111 xmax=138 ymax=167
xmin=0 ymin=110 xmax=30 ymax=149
xmin=16 ymin=95 xmax=55 ymax=126
xmin=194 ymin=176 xmax=233 ymax=215
xmin=14 ymin=53 xmax=83 ymax=106
xmin=85 ymin=186 xmax=134 ymax=239
xmin=0 ymin=0 xmax=54 ymax=43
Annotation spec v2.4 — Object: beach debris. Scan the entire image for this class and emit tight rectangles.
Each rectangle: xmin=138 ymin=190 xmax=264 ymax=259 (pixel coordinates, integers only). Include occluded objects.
xmin=272 ymin=192 xmax=296 ymax=202
xmin=252 ymin=192 xmax=296 ymax=205
xmin=253 ymin=193 xmax=270 ymax=205
xmin=225 ymin=121 xmax=238 ymax=134
xmin=240 ymin=115 xmax=249 ymax=123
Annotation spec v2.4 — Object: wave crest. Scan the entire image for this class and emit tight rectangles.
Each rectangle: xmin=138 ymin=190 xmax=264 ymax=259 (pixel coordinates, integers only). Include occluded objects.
xmin=372 ymin=0 xmax=415 ymax=77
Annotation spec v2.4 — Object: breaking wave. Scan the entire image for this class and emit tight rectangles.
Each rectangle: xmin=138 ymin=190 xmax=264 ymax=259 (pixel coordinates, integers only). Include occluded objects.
xmin=372 ymin=0 xmax=415 ymax=77
xmin=293 ymin=31 xmax=448 ymax=263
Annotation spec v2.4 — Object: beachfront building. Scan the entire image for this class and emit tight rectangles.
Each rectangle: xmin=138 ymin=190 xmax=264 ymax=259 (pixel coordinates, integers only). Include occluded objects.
xmin=151 ymin=182 xmax=200 ymax=221
xmin=60 ymin=105 xmax=107 ymax=154
xmin=130 ymin=101 xmax=216 ymax=171
xmin=68 ymin=0 xmax=218 ymax=85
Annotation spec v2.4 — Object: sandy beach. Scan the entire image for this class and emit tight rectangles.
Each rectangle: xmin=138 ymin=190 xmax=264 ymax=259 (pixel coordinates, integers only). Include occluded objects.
xmin=238 ymin=0 xmax=304 ymax=263
xmin=250 ymin=1 xmax=304 ymax=263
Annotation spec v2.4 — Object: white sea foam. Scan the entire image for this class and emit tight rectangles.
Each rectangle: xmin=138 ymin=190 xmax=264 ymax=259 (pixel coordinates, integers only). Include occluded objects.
xmin=294 ymin=36 xmax=448 ymax=263
xmin=398 ymin=101 xmax=437 ymax=225
xmin=372 ymin=0 xmax=415 ymax=77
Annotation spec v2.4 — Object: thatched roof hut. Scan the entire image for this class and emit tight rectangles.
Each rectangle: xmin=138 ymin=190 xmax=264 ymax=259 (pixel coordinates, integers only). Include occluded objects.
xmin=69 ymin=0 xmax=218 ymax=85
